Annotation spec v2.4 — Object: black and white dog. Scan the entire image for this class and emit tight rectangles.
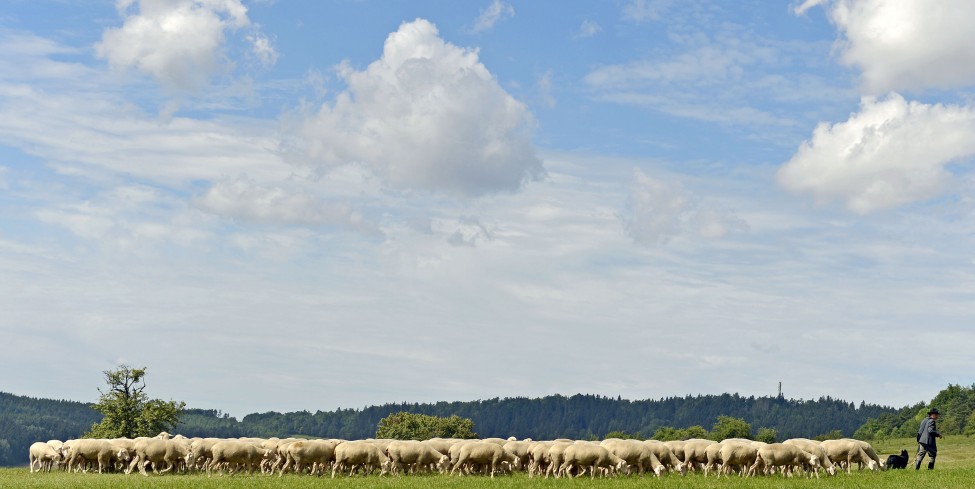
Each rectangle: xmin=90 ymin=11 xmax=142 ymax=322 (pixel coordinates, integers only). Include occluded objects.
xmin=886 ymin=449 xmax=909 ymax=469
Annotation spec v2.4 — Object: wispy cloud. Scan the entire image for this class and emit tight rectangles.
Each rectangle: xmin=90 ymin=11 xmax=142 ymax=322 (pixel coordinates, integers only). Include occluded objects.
xmin=622 ymin=170 xmax=747 ymax=245
xmin=471 ymin=0 xmax=515 ymax=33
xmin=573 ymin=20 xmax=602 ymax=39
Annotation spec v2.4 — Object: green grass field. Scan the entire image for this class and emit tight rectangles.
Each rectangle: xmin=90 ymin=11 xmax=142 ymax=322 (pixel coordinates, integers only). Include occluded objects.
xmin=5 ymin=436 xmax=975 ymax=488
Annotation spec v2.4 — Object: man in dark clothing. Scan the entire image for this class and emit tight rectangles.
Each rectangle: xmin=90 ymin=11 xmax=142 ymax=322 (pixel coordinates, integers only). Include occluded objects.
xmin=915 ymin=408 xmax=943 ymax=470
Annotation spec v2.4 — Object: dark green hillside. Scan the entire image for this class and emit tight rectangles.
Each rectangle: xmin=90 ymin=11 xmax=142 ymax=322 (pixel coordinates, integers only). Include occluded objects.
xmin=226 ymin=393 xmax=894 ymax=441
xmin=0 ymin=392 xmax=100 ymax=466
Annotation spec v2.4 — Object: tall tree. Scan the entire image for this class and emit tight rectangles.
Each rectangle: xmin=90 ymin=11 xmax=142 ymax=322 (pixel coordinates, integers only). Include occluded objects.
xmin=85 ymin=365 xmax=185 ymax=438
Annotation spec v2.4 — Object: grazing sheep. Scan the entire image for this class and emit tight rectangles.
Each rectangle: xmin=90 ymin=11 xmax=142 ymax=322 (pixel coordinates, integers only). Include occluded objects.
xmin=782 ymin=438 xmax=836 ymax=476
xmin=642 ymin=440 xmax=686 ymax=475
xmin=186 ymin=438 xmax=222 ymax=472
xmin=502 ymin=439 xmax=533 ymax=470
xmin=424 ymin=438 xmax=462 ymax=456
xmin=385 ymin=440 xmax=448 ymax=475
xmin=279 ymin=439 xmax=338 ymax=477
xmin=600 ymin=439 xmax=664 ymax=476
xmin=751 ymin=443 xmax=820 ymax=478
xmin=332 ymin=440 xmax=389 ymax=478
xmin=128 ymin=438 xmax=188 ymax=476
xmin=526 ymin=441 xmax=556 ymax=477
xmin=663 ymin=440 xmax=687 ymax=462
xmin=850 ymin=439 xmax=885 ymax=470
xmin=558 ymin=443 xmax=626 ymax=479
xmin=544 ymin=442 xmax=573 ymax=478
xmin=681 ymin=439 xmax=717 ymax=473
xmin=820 ymin=439 xmax=879 ymax=473
xmin=450 ymin=441 xmax=516 ymax=478
xmin=29 ymin=442 xmax=63 ymax=473
xmin=64 ymin=439 xmax=117 ymax=474
xmin=718 ymin=442 xmax=760 ymax=477
xmin=703 ymin=441 xmax=726 ymax=477
xmin=207 ymin=440 xmax=268 ymax=477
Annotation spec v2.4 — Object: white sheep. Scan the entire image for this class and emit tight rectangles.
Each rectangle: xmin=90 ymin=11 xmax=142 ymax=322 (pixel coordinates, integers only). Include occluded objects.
xmin=385 ymin=440 xmax=448 ymax=475
xmin=28 ymin=442 xmax=63 ymax=473
xmin=450 ymin=441 xmax=516 ymax=478
xmin=600 ymin=439 xmax=664 ymax=476
xmin=820 ymin=439 xmax=879 ymax=473
xmin=332 ymin=440 xmax=389 ymax=477
xmin=717 ymin=441 xmax=759 ymax=477
xmin=782 ymin=438 xmax=836 ymax=476
xmin=207 ymin=440 xmax=268 ymax=477
xmin=558 ymin=443 xmax=626 ymax=479
xmin=751 ymin=442 xmax=820 ymax=478
xmin=279 ymin=439 xmax=338 ymax=476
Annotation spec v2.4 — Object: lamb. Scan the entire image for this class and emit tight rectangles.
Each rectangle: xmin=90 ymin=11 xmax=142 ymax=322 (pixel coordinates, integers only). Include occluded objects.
xmin=600 ymin=439 xmax=664 ymax=476
xmin=751 ymin=442 xmax=821 ymax=478
xmin=332 ymin=440 xmax=389 ymax=477
xmin=450 ymin=441 xmax=516 ymax=478
xmin=28 ymin=442 xmax=64 ymax=473
xmin=558 ymin=443 xmax=627 ymax=479
xmin=886 ymin=449 xmax=909 ymax=469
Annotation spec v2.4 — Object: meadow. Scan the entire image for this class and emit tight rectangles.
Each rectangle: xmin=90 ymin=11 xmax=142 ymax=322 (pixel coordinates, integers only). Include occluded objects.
xmin=4 ymin=436 xmax=975 ymax=489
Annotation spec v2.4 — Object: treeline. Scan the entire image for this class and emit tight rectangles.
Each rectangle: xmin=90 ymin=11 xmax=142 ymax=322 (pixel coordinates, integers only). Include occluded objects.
xmin=855 ymin=384 xmax=975 ymax=440
xmin=0 ymin=392 xmax=101 ymax=467
xmin=181 ymin=392 xmax=892 ymax=442
xmin=0 ymin=390 xmax=897 ymax=466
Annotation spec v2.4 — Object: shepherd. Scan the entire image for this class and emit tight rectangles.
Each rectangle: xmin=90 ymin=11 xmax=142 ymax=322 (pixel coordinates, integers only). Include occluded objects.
xmin=915 ymin=407 xmax=943 ymax=470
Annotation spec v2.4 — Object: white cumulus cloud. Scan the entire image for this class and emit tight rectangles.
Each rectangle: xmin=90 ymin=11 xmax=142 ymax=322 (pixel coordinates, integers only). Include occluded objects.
xmin=803 ymin=0 xmax=975 ymax=94
xmin=291 ymin=19 xmax=543 ymax=197
xmin=778 ymin=94 xmax=975 ymax=214
xmin=96 ymin=0 xmax=270 ymax=91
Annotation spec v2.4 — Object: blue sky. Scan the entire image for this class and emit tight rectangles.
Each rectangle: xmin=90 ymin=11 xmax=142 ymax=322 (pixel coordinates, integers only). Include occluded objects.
xmin=2 ymin=0 xmax=975 ymax=417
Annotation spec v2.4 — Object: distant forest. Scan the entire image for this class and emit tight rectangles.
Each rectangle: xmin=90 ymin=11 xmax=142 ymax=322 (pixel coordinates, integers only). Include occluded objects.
xmin=0 ymin=390 xmax=901 ymax=466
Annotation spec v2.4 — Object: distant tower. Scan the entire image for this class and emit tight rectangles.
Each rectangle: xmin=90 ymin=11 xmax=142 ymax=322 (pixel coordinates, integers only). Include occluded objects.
xmin=778 ymin=382 xmax=783 ymax=399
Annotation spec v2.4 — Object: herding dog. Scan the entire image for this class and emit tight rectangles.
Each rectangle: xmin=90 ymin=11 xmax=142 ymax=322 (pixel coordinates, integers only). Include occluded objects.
xmin=886 ymin=449 xmax=909 ymax=469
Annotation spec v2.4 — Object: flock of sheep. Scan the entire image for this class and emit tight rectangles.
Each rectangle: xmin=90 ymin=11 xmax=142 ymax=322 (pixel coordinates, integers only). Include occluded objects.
xmin=28 ymin=432 xmax=890 ymax=479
